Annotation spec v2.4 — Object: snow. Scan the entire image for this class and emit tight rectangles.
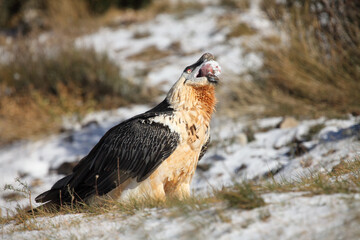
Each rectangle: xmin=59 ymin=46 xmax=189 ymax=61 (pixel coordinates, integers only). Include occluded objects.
xmin=75 ymin=8 xmax=230 ymax=89
xmin=0 ymin=105 xmax=148 ymax=214
xmin=1 ymin=103 xmax=352 ymax=209
xmin=192 ymin=116 xmax=360 ymax=190
xmin=75 ymin=1 xmax=274 ymax=90
xmin=2 ymin=193 xmax=359 ymax=240
xmin=256 ymin=117 xmax=283 ymax=128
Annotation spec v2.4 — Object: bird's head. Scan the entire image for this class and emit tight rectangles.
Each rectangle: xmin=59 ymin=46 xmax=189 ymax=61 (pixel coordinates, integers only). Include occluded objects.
xmin=166 ymin=53 xmax=221 ymax=115
xmin=180 ymin=52 xmax=221 ymax=87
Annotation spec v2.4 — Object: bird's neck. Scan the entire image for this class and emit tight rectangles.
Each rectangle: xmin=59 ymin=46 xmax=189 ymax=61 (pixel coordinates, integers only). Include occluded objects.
xmin=167 ymin=83 xmax=216 ymax=122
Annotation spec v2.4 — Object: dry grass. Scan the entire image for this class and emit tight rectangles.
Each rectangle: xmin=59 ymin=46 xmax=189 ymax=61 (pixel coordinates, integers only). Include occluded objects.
xmin=260 ymin=0 xmax=360 ymax=116
xmin=263 ymin=158 xmax=360 ymax=195
xmin=0 ymin=0 xmax=98 ymax=37
xmin=1 ymin=157 xmax=359 ymax=232
xmin=0 ymin=0 xmax=154 ymax=36
xmin=0 ymin=192 xmax=216 ymax=227
xmin=0 ymin=0 xmax=213 ymax=144
xmin=0 ymin=0 xmax=209 ymax=37
xmin=220 ymin=0 xmax=250 ymax=10
xmin=148 ymin=0 xmax=205 ymax=16
xmin=217 ymin=76 xmax=268 ymax=117
xmin=226 ymin=23 xmax=257 ymax=39
xmin=302 ymin=123 xmax=325 ymax=141
xmin=0 ymin=178 xmax=264 ymax=226
xmin=216 ymin=182 xmax=265 ymax=210
xmin=222 ymin=0 xmax=360 ymax=118
xmin=0 ymin=42 xmax=156 ymax=145
xmin=100 ymin=0 xmax=207 ymax=30
xmin=127 ymin=45 xmax=172 ymax=62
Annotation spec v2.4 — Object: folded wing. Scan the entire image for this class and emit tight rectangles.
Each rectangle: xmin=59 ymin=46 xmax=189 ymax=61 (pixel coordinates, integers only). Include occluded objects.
xmin=35 ymin=112 xmax=179 ymax=204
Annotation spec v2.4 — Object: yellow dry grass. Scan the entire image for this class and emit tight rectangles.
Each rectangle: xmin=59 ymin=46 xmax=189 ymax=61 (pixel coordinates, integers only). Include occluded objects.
xmin=221 ymin=0 xmax=360 ymax=118
xmin=0 ymin=42 xmax=157 ymax=145
xmin=1 ymin=156 xmax=359 ymax=235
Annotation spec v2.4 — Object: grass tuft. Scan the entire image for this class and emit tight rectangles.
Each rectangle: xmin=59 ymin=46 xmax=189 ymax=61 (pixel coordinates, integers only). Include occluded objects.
xmin=2 ymin=157 xmax=359 ymax=231
xmin=127 ymin=45 xmax=171 ymax=62
xmin=302 ymin=123 xmax=325 ymax=141
xmin=0 ymin=43 xmax=156 ymax=145
xmin=264 ymin=158 xmax=360 ymax=195
xmin=220 ymin=0 xmax=250 ymax=9
xmin=222 ymin=0 xmax=360 ymax=118
xmin=0 ymin=0 xmax=152 ymax=35
xmin=227 ymin=23 xmax=257 ymax=39
xmin=260 ymin=0 xmax=360 ymax=116
xmin=217 ymin=182 xmax=265 ymax=210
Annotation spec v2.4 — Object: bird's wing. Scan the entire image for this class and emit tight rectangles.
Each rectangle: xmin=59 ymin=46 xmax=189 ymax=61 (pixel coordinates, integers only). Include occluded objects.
xmin=198 ymin=136 xmax=210 ymax=161
xmin=35 ymin=114 xmax=179 ymax=204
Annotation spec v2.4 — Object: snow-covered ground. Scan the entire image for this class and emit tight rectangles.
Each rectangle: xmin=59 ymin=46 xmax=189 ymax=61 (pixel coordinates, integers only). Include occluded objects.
xmin=194 ymin=116 xmax=360 ymax=190
xmin=1 ymin=0 xmax=360 ymax=239
xmin=75 ymin=0 xmax=270 ymax=91
xmin=2 ymin=193 xmax=360 ymax=239
xmin=1 ymin=103 xmax=359 ymax=239
xmin=1 ymin=105 xmax=359 ymax=214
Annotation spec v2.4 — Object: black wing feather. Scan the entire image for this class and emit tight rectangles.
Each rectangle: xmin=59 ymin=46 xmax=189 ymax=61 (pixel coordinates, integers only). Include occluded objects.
xmin=35 ymin=100 xmax=179 ymax=204
xmin=199 ymin=137 xmax=210 ymax=161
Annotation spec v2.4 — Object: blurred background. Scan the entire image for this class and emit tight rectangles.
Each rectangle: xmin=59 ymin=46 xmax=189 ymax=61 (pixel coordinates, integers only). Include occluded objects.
xmin=0 ymin=0 xmax=359 ymax=145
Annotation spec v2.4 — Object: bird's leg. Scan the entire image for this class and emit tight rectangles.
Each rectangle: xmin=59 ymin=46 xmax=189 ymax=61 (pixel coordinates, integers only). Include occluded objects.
xmin=147 ymin=178 xmax=166 ymax=201
xmin=169 ymin=183 xmax=190 ymax=200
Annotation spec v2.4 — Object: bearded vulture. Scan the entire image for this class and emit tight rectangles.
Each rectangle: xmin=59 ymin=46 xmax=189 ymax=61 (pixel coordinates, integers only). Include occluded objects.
xmin=35 ymin=53 xmax=221 ymax=206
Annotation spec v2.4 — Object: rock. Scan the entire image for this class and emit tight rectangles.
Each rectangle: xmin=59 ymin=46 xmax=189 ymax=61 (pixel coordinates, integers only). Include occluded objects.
xmin=197 ymin=163 xmax=212 ymax=172
xmin=208 ymin=154 xmax=226 ymax=161
xmin=82 ymin=120 xmax=100 ymax=129
xmin=277 ymin=117 xmax=299 ymax=129
xmin=235 ymin=164 xmax=247 ymax=174
xmin=286 ymin=139 xmax=309 ymax=157
xmin=263 ymin=164 xmax=284 ymax=178
xmin=63 ymin=134 xmax=74 ymax=143
xmin=52 ymin=161 xmax=79 ymax=175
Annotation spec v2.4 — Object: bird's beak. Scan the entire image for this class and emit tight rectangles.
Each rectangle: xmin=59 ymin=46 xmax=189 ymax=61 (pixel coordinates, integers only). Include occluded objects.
xmin=185 ymin=53 xmax=219 ymax=84
xmin=187 ymin=53 xmax=215 ymax=70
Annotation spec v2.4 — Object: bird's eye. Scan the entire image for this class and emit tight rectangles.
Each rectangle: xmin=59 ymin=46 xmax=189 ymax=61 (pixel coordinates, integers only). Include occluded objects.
xmin=186 ymin=68 xmax=192 ymax=73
